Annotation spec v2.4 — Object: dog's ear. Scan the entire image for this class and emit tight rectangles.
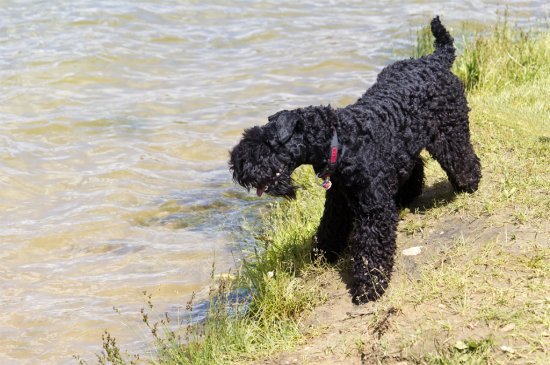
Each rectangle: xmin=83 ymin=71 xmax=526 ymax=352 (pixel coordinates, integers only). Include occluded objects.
xmin=266 ymin=110 xmax=299 ymax=145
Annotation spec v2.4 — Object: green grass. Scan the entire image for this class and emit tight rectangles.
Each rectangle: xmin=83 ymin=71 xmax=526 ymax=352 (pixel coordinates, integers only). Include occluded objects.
xmin=426 ymin=337 xmax=495 ymax=365
xmin=378 ymin=230 xmax=549 ymax=362
xmin=369 ymin=228 xmax=549 ymax=363
xmin=414 ymin=18 xmax=550 ymax=224
xmin=83 ymin=17 xmax=549 ymax=365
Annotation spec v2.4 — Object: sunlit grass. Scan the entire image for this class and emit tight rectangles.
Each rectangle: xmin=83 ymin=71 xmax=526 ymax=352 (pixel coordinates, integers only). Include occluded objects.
xmin=376 ymin=229 xmax=549 ymax=364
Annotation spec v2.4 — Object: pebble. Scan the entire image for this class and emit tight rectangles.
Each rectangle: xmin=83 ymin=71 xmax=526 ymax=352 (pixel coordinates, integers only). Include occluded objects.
xmin=500 ymin=323 xmax=515 ymax=332
xmin=402 ymin=246 xmax=423 ymax=256
xmin=500 ymin=345 xmax=515 ymax=354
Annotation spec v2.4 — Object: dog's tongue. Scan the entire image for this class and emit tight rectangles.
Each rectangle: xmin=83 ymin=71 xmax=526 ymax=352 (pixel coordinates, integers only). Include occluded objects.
xmin=256 ymin=186 xmax=266 ymax=197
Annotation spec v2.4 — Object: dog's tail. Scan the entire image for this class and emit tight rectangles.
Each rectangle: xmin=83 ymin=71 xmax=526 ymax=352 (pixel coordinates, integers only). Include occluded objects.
xmin=430 ymin=16 xmax=455 ymax=67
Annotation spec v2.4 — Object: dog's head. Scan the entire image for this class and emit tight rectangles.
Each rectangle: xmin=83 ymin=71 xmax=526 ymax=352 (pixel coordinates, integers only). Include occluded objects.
xmin=229 ymin=110 xmax=301 ymax=199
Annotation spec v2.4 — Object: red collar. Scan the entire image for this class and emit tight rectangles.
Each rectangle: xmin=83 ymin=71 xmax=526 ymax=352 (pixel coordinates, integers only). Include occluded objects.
xmin=318 ymin=128 xmax=341 ymax=190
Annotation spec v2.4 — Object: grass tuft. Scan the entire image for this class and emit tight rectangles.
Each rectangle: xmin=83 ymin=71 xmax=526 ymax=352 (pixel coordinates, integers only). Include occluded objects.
xmin=426 ymin=337 xmax=494 ymax=365
xmin=415 ymin=13 xmax=549 ymax=93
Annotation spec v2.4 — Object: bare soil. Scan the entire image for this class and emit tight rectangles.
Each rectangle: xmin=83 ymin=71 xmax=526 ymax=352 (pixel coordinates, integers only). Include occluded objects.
xmin=254 ymin=182 xmax=549 ymax=365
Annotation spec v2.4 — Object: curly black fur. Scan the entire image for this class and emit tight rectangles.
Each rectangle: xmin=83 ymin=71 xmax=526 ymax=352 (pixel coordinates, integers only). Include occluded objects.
xmin=229 ymin=17 xmax=481 ymax=304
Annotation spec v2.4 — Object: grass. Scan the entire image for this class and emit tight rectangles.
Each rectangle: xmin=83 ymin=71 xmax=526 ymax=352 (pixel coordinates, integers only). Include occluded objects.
xmin=377 ymin=230 xmax=549 ymax=364
xmin=83 ymin=16 xmax=549 ymax=365
xmin=418 ymin=18 xmax=550 ymax=224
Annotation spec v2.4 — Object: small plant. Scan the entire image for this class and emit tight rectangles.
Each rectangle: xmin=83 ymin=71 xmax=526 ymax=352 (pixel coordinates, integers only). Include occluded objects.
xmin=74 ymin=330 xmax=140 ymax=365
xmin=427 ymin=337 xmax=494 ymax=365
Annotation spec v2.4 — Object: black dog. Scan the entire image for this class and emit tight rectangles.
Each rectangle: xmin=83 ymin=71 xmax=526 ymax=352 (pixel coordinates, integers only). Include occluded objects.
xmin=229 ymin=17 xmax=481 ymax=304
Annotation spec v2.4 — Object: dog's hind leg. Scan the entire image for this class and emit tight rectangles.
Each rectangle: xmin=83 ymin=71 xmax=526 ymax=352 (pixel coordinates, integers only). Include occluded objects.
xmin=428 ymin=114 xmax=481 ymax=193
xmin=313 ymin=180 xmax=353 ymax=264
xmin=395 ymin=157 xmax=424 ymax=207
xmin=349 ymin=192 xmax=398 ymax=304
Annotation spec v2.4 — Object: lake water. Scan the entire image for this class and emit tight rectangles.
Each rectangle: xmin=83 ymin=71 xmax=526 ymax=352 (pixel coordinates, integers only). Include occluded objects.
xmin=0 ymin=1 xmax=547 ymax=363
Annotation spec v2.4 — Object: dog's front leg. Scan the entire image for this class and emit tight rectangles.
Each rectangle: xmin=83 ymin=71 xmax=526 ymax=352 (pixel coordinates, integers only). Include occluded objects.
xmin=313 ymin=180 xmax=354 ymax=263
xmin=349 ymin=196 xmax=398 ymax=304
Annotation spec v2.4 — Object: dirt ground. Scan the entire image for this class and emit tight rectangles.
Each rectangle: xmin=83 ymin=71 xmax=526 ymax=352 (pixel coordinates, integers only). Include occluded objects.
xmin=254 ymin=183 xmax=549 ymax=365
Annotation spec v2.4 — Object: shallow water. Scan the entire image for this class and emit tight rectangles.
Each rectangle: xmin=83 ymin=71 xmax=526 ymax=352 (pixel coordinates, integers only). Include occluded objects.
xmin=0 ymin=1 xmax=547 ymax=363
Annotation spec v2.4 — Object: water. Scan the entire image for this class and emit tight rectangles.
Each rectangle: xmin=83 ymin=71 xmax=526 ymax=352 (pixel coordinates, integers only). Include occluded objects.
xmin=0 ymin=1 xmax=547 ymax=363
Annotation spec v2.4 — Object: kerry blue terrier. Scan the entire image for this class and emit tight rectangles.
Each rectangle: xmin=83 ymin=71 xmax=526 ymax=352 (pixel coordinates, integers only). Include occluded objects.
xmin=229 ymin=17 xmax=481 ymax=304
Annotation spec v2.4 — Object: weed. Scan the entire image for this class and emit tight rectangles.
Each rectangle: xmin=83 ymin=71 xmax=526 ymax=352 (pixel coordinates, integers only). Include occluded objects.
xmin=427 ymin=337 xmax=494 ymax=365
